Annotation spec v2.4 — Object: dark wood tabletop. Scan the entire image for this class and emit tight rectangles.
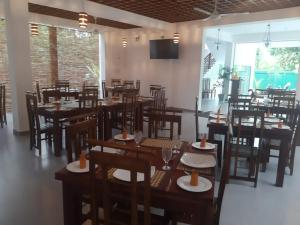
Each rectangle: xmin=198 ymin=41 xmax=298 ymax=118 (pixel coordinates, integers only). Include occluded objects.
xmin=55 ymin=140 xmax=216 ymax=225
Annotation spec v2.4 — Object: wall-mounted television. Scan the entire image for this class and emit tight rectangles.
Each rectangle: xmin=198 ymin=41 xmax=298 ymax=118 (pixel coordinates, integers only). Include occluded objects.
xmin=150 ymin=39 xmax=179 ymax=59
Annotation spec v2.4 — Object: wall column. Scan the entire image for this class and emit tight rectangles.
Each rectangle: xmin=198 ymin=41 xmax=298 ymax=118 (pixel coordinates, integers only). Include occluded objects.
xmin=49 ymin=26 xmax=58 ymax=84
xmin=4 ymin=0 xmax=33 ymax=132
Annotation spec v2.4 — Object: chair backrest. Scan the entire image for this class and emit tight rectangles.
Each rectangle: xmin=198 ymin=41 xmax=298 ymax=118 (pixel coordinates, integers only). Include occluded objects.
xmin=25 ymin=92 xmax=40 ymax=131
xmin=83 ymin=85 xmax=99 ymax=97
xmin=89 ymin=150 xmax=151 ymax=225
xmin=65 ymin=118 xmax=97 ymax=162
xmin=215 ymin=124 xmax=232 ymax=225
xmin=42 ymin=89 xmax=61 ymax=103
xmin=123 ymin=80 xmax=135 ymax=89
xmin=111 ymin=78 xmax=121 ymax=87
xmin=272 ymin=96 xmax=295 ymax=109
xmin=149 ymin=85 xmax=163 ymax=97
xmin=228 ymin=98 xmax=251 ymax=111
xmin=55 ymin=80 xmax=69 ymax=90
xmin=122 ymin=93 xmax=138 ymax=133
xmin=78 ymin=94 xmax=98 ymax=109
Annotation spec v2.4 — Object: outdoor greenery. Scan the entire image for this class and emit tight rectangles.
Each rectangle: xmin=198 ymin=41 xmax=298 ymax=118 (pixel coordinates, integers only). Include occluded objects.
xmin=255 ymin=47 xmax=300 ymax=72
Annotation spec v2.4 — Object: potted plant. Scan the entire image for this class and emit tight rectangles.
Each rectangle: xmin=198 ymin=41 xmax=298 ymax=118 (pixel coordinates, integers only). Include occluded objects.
xmin=218 ymin=66 xmax=231 ymax=101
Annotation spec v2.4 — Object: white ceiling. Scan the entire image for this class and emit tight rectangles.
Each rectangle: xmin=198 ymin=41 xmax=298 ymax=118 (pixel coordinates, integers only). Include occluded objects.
xmin=205 ymin=18 xmax=300 ymax=43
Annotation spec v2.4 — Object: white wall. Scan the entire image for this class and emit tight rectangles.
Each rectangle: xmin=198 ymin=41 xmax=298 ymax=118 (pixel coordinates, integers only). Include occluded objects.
xmin=104 ymin=22 xmax=203 ymax=110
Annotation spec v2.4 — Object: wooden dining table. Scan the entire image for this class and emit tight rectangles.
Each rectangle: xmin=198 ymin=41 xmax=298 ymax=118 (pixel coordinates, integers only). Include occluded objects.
xmin=207 ymin=115 xmax=293 ymax=187
xmin=38 ymin=97 xmax=154 ymax=156
xmin=55 ymin=139 xmax=216 ymax=225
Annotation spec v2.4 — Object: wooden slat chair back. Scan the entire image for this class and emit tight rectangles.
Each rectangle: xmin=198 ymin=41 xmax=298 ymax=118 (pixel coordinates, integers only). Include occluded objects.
xmin=55 ymin=80 xmax=69 ymax=92
xmin=111 ymin=79 xmax=121 ymax=87
xmin=89 ymin=150 xmax=151 ymax=225
xmin=148 ymin=90 xmax=182 ymax=140
xmin=272 ymin=96 xmax=295 ymax=109
xmin=230 ymin=109 xmax=264 ymax=187
xmin=42 ymin=89 xmax=61 ymax=103
xmin=228 ymin=98 xmax=251 ymax=111
xmin=123 ymin=80 xmax=135 ymax=89
xmin=83 ymin=85 xmax=99 ymax=97
xmin=65 ymin=118 xmax=97 ymax=163
xmin=79 ymin=95 xmax=99 ymax=110
xmin=149 ymin=85 xmax=163 ymax=97
xmin=122 ymin=93 xmax=138 ymax=133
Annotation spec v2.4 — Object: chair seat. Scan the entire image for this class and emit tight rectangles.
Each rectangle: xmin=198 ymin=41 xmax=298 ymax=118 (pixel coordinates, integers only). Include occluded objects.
xmin=231 ymin=144 xmax=259 ymax=158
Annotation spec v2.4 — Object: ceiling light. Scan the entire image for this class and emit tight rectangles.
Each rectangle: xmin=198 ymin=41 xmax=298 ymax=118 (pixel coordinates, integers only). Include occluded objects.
xmin=173 ymin=32 xmax=180 ymax=44
xmin=215 ymin=28 xmax=221 ymax=50
xmin=78 ymin=12 xmax=88 ymax=29
xmin=263 ymin=24 xmax=271 ymax=48
xmin=30 ymin=24 xmax=39 ymax=36
xmin=122 ymin=38 xmax=127 ymax=47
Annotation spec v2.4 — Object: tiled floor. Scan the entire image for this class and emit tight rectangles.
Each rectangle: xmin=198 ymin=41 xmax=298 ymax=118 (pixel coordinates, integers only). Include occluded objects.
xmin=0 ymin=113 xmax=299 ymax=225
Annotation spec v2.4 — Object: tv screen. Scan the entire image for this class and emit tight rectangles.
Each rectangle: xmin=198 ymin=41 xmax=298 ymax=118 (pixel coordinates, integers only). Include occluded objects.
xmin=150 ymin=39 xmax=179 ymax=59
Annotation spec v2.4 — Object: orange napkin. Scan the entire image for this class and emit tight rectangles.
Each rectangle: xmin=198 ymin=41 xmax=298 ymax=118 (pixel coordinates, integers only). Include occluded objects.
xmin=190 ymin=170 xmax=199 ymax=186
xmin=79 ymin=153 xmax=86 ymax=169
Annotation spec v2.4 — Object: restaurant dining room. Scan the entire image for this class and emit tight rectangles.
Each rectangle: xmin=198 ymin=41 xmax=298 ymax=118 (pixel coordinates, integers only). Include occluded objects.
xmin=1 ymin=1 xmax=300 ymax=225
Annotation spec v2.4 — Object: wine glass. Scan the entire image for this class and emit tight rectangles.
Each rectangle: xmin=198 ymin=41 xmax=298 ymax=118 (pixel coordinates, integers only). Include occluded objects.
xmin=162 ymin=148 xmax=172 ymax=171
xmin=134 ymin=130 xmax=143 ymax=147
xmin=172 ymin=141 xmax=180 ymax=154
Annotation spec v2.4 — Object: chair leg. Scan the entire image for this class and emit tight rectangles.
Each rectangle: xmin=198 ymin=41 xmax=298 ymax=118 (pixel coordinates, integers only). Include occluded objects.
xmin=37 ymin=133 xmax=42 ymax=155
xmin=289 ymin=147 xmax=296 ymax=176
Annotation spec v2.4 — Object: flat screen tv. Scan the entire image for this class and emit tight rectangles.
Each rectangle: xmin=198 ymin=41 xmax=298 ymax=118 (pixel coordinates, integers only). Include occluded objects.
xmin=150 ymin=39 xmax=179 ymax=59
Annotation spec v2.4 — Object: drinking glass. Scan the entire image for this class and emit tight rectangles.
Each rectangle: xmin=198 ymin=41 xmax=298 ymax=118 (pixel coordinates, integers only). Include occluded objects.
xmin=134 ymin=130 xmax=143 ymax=147
xmin=162 ymin=148 xmax=172 ymax=170
xmin=172 ymin=142 xmax=180 ymax=154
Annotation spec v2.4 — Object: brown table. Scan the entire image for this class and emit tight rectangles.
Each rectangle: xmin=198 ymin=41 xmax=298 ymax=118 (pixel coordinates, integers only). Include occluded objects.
xmin=38 ymin=98 xmax=153 ymax=156
xmin=55 ymin=141 xmax=216 ymax=225
xmin=208 ymin=120 xmax=293 ymax=187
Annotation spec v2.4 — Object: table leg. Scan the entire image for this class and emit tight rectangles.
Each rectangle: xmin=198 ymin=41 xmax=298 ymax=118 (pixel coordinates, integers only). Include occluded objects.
xmin=103 ymin=109 xmax=112 ymax=140
xmin=53 ymin=116 xmax=61 ymax=156
xmin=62 ymin=183 xmax=81 ymax=225
xmin=276 ymin=139 xmax=289 ymax=187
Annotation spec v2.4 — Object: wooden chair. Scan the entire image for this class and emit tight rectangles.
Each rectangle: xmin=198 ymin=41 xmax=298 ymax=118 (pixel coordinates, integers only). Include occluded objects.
xmin=55 ymin=80 xmax=69 ymax=91
xmin=25 ymin=92 xmax=53 ymax=155
xmin=111 ymin=78 xmax=121 ymax=87
xmin=230 ymin=110 xmax=264 ymax=187
xmin=123 ymin=80 xmax=135 ymax=89
xmin=262 ymin=106 xmax=299 ymax=174
xmin=147 ymin=90 xmax=182 ymax=140
xmin=79 ymin=95 xmax=99 ymax=110
xmin=0 ymin=84 xmax=7 ymax=128
xmin=89 ymin=150 xmax=170 ymax=225
xmin=65 ymin=118 xmax=97 ymax=163
xmin=170 ymin=126 xmax=231 ymax=225
xmin=272 ymin=96 xmax=295 ymax=109
xmin=83 ymin=85 xmax=99 ymax=97
xmin=121 ymin=93 xmax=138 ymax=133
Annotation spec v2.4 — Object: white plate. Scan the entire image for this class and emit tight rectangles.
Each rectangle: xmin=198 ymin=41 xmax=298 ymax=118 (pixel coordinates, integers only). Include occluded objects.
xmin=177 ymin=176 xmax=212 ymax=192
xmin=192 ymin=142 xmax=215 ymax=150
xmin=210 ymin=119 xmax=226 ymax=124
xmin=271 ymin=124 xmax=290 ymax=130
xmin=265 ymin=118 xmax=281 ymax=123
xmin=66 ymin=160 xmax=91 ymax=173
xmin=180 ymin=153 xmax=216 ymax=168
xmin=114 ymin=134 xmax=135 ymax=141
xmin=113 ymin=166 xmax=156 ymax=182
xmin=209 ymin=114 xmax=227 ymax=119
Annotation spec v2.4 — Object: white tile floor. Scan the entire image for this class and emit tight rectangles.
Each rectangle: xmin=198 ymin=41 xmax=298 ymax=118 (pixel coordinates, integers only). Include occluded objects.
xmin=0 ymin=112 xmax=299 ymax=225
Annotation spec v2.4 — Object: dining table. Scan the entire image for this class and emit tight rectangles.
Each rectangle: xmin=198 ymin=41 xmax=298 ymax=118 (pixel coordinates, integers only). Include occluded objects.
xmin=55 ymin=138 xmax=217 ymax=225
xmin=208 ymin=109 xmax=294 ymax=187
xmin=38 ymin=97 xmax=154 ymax=156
